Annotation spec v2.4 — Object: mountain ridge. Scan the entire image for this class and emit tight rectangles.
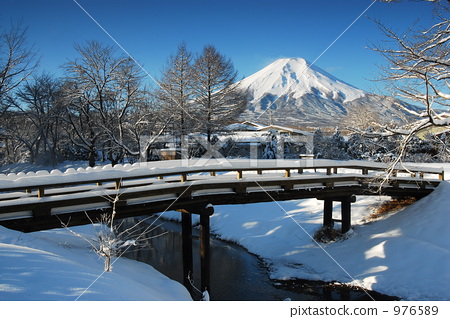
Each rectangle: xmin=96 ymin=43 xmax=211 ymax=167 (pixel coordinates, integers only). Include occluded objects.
xmin=237 ymin=57 xmax=418 ymax=127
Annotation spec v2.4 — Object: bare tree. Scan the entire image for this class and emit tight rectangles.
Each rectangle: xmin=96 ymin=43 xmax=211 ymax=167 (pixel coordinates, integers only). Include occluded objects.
xmin=369 ymin=1 xmax=450 ymax=173
xmin=193 ymin=45 xmax=246 ymax=142
xmin=157 ymin=42 xmax=195 ymax=140
xmin=11 ymin=73 xmax=63 ymax=166
xmin=341 ymin=103 xmax=382 ymax=131
xmin=102 ymin=57 xmax=149 ymax=164
xmin=61 ymin=41 xmax=148 ymax=166
xmin=372 ymin=1 xmax=450 ymax=123
xmin=0 ymin=20 xmax=38 ymax=116
xmin=115 ymin=92 xmax=175 ymax=162
xmin=61 ymin=189 xmax=167 ymax=272
xmin=1 ymin=110 xmax=36 ymax=163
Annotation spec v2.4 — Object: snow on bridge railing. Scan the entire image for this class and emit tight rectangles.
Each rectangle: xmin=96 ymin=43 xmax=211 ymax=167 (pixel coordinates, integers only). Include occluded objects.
xmin=0 ymin=159 xmax=444 ymax=197
xmin=0 ymin=159 xmax=443 ymax=228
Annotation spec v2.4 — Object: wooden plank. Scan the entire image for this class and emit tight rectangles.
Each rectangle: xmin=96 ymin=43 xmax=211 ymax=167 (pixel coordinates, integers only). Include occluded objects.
xmin=0 ymin=175 xmax=436 ymax=211
xmin=234 ymin=184 xmax=246 ymax=195
xmin=0 ymin=163 xmax=442 ymax=234
xmin=37 ymin=187 xmax=45 ymax=198
xmin=0 ymin=162 xmax=443 ymax=195
xmin=285 ymin=169 xmax=291 ymax=178
xmin=33 ymin=207 xmax=51 ymax=217
xmin=324 ymin=181 xmax=334 ymax=188
xmin=283 ymin=182 xmax=294 ymax=191
xmin=1 ymin=182 xmax=437 ymax=232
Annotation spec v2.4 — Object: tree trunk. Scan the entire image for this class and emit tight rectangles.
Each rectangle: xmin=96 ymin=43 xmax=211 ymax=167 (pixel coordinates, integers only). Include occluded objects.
xmin=89 ymin=148 xmax=96 ymax=167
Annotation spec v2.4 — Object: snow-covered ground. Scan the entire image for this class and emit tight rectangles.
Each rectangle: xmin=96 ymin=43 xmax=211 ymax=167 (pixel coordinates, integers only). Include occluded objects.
xmin=0 ymin=161 xmax=449 ymax=301
xmin=0 ymin=224 xmax=192 ymax=301
xmin=161 ymin=163 xmax=450 ymax=301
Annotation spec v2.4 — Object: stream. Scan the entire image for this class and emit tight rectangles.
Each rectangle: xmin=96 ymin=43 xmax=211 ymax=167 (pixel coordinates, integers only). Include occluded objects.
xmin=121 ymin=216 xmax=397 ymax=301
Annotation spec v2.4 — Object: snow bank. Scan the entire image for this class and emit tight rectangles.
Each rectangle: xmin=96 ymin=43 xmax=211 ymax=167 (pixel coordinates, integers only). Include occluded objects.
xmin=170 ymin=181 xmax=450 ymax=301
xmin=317 ymin=181 xmax=450 ymax=301
xmin=0 ymin=225 xmax=191 ymax=301
xmin=1 ymin=160 xmax=448 ymax=301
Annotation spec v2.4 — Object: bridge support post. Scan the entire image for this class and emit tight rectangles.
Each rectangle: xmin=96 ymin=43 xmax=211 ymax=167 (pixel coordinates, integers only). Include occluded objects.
xmin=323 ymin=199 xmax=334 ymax=227
xmin=181 ymin=211 xmax=193 ymax=293
xmin=199 ymin=204 xmax=214 ymax=295
xmin=180 ymin=204 xmax=214 ymax=299
xmin=341 ymin=195 xmax=355 ymax=233
xmin=321 ymin=195 xmax=356 ymax=234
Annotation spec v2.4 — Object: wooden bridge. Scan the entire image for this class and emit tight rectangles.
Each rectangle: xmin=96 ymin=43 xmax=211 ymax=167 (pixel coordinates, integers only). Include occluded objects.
xmin=0 ymin=159 xmax=444 ymax=294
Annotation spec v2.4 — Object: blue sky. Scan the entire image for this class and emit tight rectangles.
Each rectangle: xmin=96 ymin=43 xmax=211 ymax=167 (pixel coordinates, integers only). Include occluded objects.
xmin=1 ymin=0 xmax=439 ymax=94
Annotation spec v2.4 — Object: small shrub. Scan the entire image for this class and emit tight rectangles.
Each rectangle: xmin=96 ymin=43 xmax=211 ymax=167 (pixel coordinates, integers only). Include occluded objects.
xmin=369 ymin=197 xmax=417 ymax=221
xmin=313 ymin=225 xmax=343 ymax=243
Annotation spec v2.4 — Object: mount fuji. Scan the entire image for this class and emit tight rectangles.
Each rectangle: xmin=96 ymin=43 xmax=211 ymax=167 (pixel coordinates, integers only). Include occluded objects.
xmin=237 ymin=57 xmax=416 ymax=127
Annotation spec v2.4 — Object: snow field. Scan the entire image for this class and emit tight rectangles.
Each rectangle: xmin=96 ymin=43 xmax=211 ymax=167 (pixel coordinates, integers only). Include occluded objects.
xmin=0 ymin=224 xmax=192 ymax=301
xmin=0 ymin=161 xmax=449 ymax=301
xmin=161 ymin=164 xmax=450 ymax=300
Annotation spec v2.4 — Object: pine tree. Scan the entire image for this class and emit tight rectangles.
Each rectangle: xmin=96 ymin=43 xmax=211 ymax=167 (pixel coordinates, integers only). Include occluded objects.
xmin=313 ymin=128 xmax=325 ymax=159
xmin=262 ymin=130 xmax=277 ymax=159
xmin=329 ymin=128 xmax=348 ymax=160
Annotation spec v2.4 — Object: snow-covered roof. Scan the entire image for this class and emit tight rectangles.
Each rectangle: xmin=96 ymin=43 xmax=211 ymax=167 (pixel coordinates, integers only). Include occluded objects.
xmin=256 ymin=124 xmax=313 ymax=136
xmin=240 ymin=121 xmax=266 ymax=129
xmin=224 ymin=123 xmax=260 ymax=131
xmin=225 ymin=122 xmax=312 ymax=136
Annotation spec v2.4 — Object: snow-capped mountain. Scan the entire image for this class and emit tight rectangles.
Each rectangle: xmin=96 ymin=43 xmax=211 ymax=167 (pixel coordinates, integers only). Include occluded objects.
xmin=238 ymin=57 xmax=416 ymax=127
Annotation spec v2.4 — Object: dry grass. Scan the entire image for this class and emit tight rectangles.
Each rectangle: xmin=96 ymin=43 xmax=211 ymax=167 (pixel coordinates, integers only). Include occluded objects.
xmin=313 ymin=225 xmax=343 ymax=243
xmin=368 ymin=197 xmax=417 ymax=221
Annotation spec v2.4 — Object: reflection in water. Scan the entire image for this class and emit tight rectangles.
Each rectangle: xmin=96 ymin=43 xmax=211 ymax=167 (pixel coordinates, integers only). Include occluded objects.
xmin=121 ymin=216 xmax=396 ymax=301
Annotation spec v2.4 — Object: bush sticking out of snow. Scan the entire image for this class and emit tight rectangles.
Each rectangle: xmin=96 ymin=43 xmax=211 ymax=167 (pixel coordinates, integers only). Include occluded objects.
xmin=313 ymin=225 xmax=344 ymax=243
xmin=368 ymin=197 xmax=417 ymax=221
xmin=0 ymin=224 xmax=192 ymax=301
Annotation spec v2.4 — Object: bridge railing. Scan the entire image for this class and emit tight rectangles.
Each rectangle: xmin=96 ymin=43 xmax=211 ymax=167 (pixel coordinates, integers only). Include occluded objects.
xmin=0 ymin=160 xmax=444 ymax=198
xmin=0 ymin=159 xmax=444 ymax=224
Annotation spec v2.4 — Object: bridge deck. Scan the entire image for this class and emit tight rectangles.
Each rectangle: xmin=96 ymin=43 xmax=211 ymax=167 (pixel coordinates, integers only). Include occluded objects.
xmin=0 ymin=159 xmax=443 ymax=232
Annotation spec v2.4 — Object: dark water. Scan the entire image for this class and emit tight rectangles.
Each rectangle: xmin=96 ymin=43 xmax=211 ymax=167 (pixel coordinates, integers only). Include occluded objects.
xmin=121 ymin=216 xmax=397 ymax=301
